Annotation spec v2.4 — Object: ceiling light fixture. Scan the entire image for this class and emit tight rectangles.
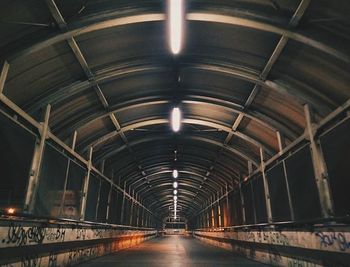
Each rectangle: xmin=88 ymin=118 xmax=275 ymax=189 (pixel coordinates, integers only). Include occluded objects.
xmin=173 ymin=189 xmax=178 ymax=195
xmin=173 ymin=169 xmax=178 ymax=178
xmin=171 ymin=107 xmax=181 ymax=132
xmin=168 ymin=0 xmax=183 ymax=54
xmin=173 ymin=181 xmax=178 ymax=188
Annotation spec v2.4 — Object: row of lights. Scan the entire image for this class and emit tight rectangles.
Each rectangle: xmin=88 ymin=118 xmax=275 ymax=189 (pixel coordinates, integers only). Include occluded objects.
xmin=169 ymin=0 xmax=183 ymax=219
xmin=173 ymin=169 xmax=178 ymax=219
xmin=169 ymin=0 xmax=184 ymax=134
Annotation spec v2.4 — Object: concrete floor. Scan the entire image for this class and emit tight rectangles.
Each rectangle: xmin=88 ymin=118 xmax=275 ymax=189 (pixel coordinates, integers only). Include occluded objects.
xmin=78 ymin=235 xmax=267 ymax=267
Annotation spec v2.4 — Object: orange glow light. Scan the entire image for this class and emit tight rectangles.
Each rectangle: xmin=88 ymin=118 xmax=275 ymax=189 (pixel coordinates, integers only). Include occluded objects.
xmin=7 ymin=208 xmax=15 ymax=214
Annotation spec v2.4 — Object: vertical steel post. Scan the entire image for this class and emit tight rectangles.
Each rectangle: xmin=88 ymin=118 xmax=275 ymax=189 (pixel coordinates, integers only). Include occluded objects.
xmin=210 ymin=196 xmax=214 ymax=227
xmin=120 ymin=181 xmax=126 ymax=224
xmin=129 ymin=189 xmax=135 ymax=225
xmin=139 ymin=205 xmax=143 ymax=227
xmin=225 ymin=183 xmax=229 ymax=227
xmin=202 ymin=211 xmax=205 ymax=228
xmin=105 ymin=183 xmax=113 ymax=223
xmin=136 ymin=194 xmax=140 ymax=226
xmin=100 ymin=159 xmax=105 ymax=174
xmin=304 ymin=104 xmax=334 ymax=218
xmin=217 ymin=192 xmax=221 ymax=227
xmin=95 ymin=179 xmax=102 ymax=221
xmin=260 ymin=148 xmax=273 ymax=223
xmin=80 ymin=147 xmax=93 ymax=220
xmin=144 ymin=211 xmax=148 ymax=227
xmin=24 ymin=104 xmax=51 ymax=213
xmin=238 ymin=173 xmax=246 ymax=225
xmin=282 ymin=161 xmax=295 ymax=220
xmin=141 ymin=206 xmax=145 ymax=227
xmin=59 ymin=131 xmax=77 ymax=217
xmin=276 ymin=131 xmax=285 ymax=155
xmin=248 ymin=161 xmax=253 ymax=176
xmin=105 ymin=169 xmax=113 ymax=223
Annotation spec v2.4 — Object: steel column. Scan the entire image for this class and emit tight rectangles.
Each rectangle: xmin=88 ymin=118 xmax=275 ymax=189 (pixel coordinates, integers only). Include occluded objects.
xmin=225 ymin=183 xmax=229 ymax=227
xmin=0 ymin=80 xmax=154 ymax=218
xmin=238 ymin=173 xmax=246 ymax=225
xmin=276 ymin=131 xmax=285 ymax=155
xmin=106 ymin=183 xmax=113 ymax=222
xmin=44 ymin=0 xmax=153 ymax=214
xmin=248 ymin=161 xmax=253 ymax=176
xmin=129 ymin=190 xmax=135 ymax=225
xmin=304 ymin=104 xmax=334 ymax=218
xmin=120 ymin=181 xmax=126 ymax=224
xmin=95 ymin=179 xmax=102 ymax=221
xmin=24 ymin=104 xmax=51 ymax=213
xmin=80 ymin=147 xmax=93 ymax=220
xmin=282 ymin=161 xmax=295 ymax=220
xmin=59 ymin=130 xmax=78 ymax=217
xmin=260 ymin=148 xmax=273 ymax=223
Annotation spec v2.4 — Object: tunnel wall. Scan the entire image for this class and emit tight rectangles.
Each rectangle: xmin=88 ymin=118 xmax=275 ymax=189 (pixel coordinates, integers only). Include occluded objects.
xmin=0 ymin=217 xmax=157 ymax=267
xmin=193 ymin=226 xmax=350 ymax=266
xmin=189 ymin=115 xmax=350 ymax=230
xmin=188 ymin=106 xmax=350 ymax=266
xmin=0 ymin=102 xmax=157 ymax=228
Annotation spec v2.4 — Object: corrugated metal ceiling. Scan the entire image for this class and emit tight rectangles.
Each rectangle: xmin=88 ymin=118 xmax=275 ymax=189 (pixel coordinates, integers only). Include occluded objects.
xmin=1 ymin=0 xmax=350 ymax=219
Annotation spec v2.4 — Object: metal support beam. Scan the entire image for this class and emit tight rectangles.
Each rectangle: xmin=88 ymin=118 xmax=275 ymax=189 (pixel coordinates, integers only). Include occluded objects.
xmin=238 ymin=173 xmax=246 ymax=225
xmin=24 ymin=104 xmax=51 ymax=213
xmin=227 ymin=0 xmax=312 ymax=147
xmin=304 ymin=104 xmax=334 ymax=218
xmin=191 ymin=96 xmax=350 ymax=223
xmin=276 ymin=131 xmax=285 ymax=155
xmin=105 ymin=182 xmax=113 ymax=222
xmin=282 ymin=161 xmax=295 ymax=221
xmin=120 ymin=181 xmax=126 ymax=224
xmin=8 ymin=7 xmax=348 ymax=63
xmin=130 ymin=190 xmax=135 ymax=225
xmin=260 ymin=148 xmax=273 ymax=223
xmin=0 ymin=82 xmax=154 ymax=218
xmin=59 ymin=131 xmax=78 ymax=217
xmin=0 ymin=61 xmax=9 ymax=94
xmin=248 ymin=161 xmax=253 ymax=176
xmin=100 ymin=159 xmax=106 ymax=174
xmin=225 ymin=183 xmax=229 ymax=227
xmin=95 ymin=179 xmax=102 ymax=221
xmin=140 ymin=205 xmax=145 ymax=227
xmin=44 ymin=0 xmax=155 ymax=217
xmin=80 ymin=147 xmax=93 ymax=220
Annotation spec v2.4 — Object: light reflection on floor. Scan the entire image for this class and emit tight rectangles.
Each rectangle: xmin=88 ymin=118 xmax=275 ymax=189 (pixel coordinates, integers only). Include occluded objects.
xmin=78 ymin=235 xmax=267 ymax=267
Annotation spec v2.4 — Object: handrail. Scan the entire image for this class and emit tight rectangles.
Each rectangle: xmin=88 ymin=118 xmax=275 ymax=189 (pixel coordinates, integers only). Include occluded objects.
xmin=0 ymin=213 xmax=156 ymax=231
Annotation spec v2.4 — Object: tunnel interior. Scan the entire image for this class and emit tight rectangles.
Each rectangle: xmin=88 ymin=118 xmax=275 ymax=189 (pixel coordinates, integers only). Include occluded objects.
xmin=0 ymin=0 xmax=350 ymax=266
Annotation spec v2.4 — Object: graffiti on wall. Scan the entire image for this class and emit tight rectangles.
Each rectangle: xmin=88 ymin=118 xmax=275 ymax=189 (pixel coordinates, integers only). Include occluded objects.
xmin=315 ymin=230 xmax=350 ymax=252
xmin=2 ymin=223 xmax=46 ymax=246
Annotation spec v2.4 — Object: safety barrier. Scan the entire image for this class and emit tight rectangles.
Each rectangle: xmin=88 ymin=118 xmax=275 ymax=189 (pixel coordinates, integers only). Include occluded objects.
xmin=0 ymin=217 xmax=157 ymax=266
xmin=194 ymin=225 xmax=350 ymax=266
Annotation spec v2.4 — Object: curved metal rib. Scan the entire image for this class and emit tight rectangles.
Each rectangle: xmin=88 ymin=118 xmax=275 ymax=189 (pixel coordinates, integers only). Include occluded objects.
xmin=8 ymin=12 xmax=349 ymax=64
xmin=95 ymin=134 xmax=260 ymax=167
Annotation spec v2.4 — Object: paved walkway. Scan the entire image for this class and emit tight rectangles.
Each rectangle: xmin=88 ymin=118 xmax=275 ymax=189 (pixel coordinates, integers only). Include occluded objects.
xmin=78 ymin=235 xmax=267 ymax=267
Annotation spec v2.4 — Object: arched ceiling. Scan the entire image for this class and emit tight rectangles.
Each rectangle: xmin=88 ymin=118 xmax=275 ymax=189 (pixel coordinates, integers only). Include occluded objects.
xmin=1 ymin=0 xmax=350 ymax=220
